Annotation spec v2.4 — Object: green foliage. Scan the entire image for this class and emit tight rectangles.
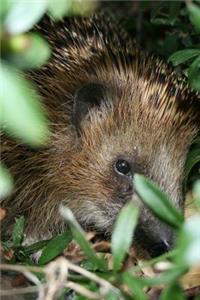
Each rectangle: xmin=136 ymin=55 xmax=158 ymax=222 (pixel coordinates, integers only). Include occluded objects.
xmin=3 ymin=179 xmax=200 ymax=300
xmin=38 ymin=231 xmax=72 ymax=265
xmin=1 ymin=174 xmax=200 ymax=299
xmin=139 ymin=267 xmax=187 ymax=287
xmin=122 ymin=1 xmax=200 ymax=91
xmin=193 ymin=180 xmax=200 ymax=207
xmin=187 ymin=3 xmax=200 ymax=33
xmin=174 ymin=215 xmax=200 ymax=267
xmin=4 ymin=0 xmax=47 ymax=34
xmin=168 ymin=49 xmax=200 ymax=66
xmin=0 ymin=163 xmax=13 ymax=197
xmin=1 ymin=1 xmax=200 ymax=299
xmin=188 ymin=56 xmax=200 ymax=90
xmin=48 ymin=0 xmax=72 ymax=20
xmin=111 ymin=201 xmax=138 ymax=271
xmin=160 ymin=283 xmax=187 ymax=300
xmin=122 ymin=273 xmax=149 ymax=300
xmin=134 ymin=174 xmax=184 ymax=229
xmin=185 ymin=137 xmax=200 ymax=186
xmin=8 ymin=33 xmax=51 ymax=69
xmin=0 ymin=0 xmax=96 ymax=195
xmin=11 ymin=216 xmax=25 ymax=247
xmin=60 ymin=206 xmax=107 ymax=271
xmin=0 ymin=63 xmax=49 ymax=146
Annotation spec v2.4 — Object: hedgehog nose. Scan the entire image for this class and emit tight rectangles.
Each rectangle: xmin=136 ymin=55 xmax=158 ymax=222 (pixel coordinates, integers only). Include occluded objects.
xmin=150 ymin=239 xmax=172 ymax=258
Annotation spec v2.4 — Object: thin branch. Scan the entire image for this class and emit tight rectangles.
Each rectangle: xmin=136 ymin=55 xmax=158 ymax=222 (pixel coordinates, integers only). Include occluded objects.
xmin=0 ymin=285 xmax=41 ymax=296
xmin=66 ymin=281 xmax=100 ymax=299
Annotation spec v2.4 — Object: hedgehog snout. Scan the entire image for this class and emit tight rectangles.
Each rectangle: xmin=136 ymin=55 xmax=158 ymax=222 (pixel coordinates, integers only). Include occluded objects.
xmin=134 ymin=216 xmax=175 ymax=257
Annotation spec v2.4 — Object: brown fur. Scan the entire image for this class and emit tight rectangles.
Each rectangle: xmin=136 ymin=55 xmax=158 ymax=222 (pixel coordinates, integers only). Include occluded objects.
xmin=1 ymin=15 xmax=200 ymax=249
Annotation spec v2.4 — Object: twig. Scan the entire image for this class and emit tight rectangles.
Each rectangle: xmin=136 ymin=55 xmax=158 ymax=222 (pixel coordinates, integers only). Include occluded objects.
xmin=66 ymin=281 xmax=100 ymax=299
xmin=0 ymin=263 xmax=44 ymax=273
xmin=0 ymin=285 xmax=42 ymax=296
xmin=0 ymin=257 xmax=122 ymax=299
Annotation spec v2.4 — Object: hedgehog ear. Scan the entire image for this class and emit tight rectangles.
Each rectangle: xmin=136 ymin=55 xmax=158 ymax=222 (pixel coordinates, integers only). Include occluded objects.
xmin=73 ymin=83 xmax=107 ymax=130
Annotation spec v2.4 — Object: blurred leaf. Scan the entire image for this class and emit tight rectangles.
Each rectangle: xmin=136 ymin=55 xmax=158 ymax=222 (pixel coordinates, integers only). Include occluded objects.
xmin=134 ymin=174 xmax=183 ymax=229
xmin=60 ymin=206 xmax=107 ymax=271
xmin=151 ymin=17 xmax=177 ymax=26
xmin=193 ymin=136 xmax=200 ymax=145
xmin=160 ymin=33 xmax=178 ymax=57
xmin=0 ymin=0 xmax=12 ymax=19
xmin=123 ymin=273 xmax=148 ymax=300
xmin=38 ymin=231 xmax=72 ymax=265
xmin=47 ymin=0 xmax=72 ymax=20
xmin=8 ymin=33 xmax=51 ymax=69
xmin=150 ymin=1 xmax=167 ymax=19
xmin=175 ymin=215 xmax=200 ymax=267
xmin=150 ymin=2 xmax=178 ymax=27
xmin=105 ymin=291 xmax=119 ymax=300
xmin=5 ymin=0 xmax=47 ymax=34
xmin=160 ymin=282 xmax=186 ymax=300
xmin=168 ymin=49 xmax=200 ymax=66
xmin=12 ymin=216 xmax=25 ymax=247
xmin=169 ymin=2 xmax=181 ymax=19
xmin=187 ymin=3 xmax=200 ymax=33
xmin=69 ymin=0 xmax=97 ymax=15
xmin=0 ymin=163 xmax=13 ymax=198
xmin=0 ymin=63 xmax=49 ymax=146
xmin=111 ymin=201 xmax=138 ymax=272
xmin=188 ymin=56 xmax=200 ymax=91
xmin=193 ymin=180 xmax=200 ymax=207
xmin=140 ymin=267 xmax=187 ymax=286
xmin=185 ymin=148 xmax=200 ymax=180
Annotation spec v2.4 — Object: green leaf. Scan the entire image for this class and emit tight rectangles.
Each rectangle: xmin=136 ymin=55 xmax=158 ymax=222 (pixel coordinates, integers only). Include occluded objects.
xmin=193 ymin=136 xmax=200 ymax=145
xmin=188 ymin=56 xmax=200 ymax=91
xmin=111 ymin=201 xmax=138 ymax=271
xmin=12 ymin=216 xmax=25 ymax=247
xmin=0 ymin=63 xmax=49 ymax=146
xmin=187 ymin=3 xmax=200 ymax=33
xmin=169 ymin=1 xmax=181 ymax=19
xmin=60 ymin=206 xmax=107 ymax=271
xmin=123 ymin=273 xmax=148 ymax=300
xmin=193 ymin=180 xmax=200 ymax=207
xmin=0 ymin=0 xmax=12 ymax=19
xmin=8 ymin=33 xmax=51 ymax=69
xmin=185 ymin=148 xmax=200 ymax=180
xmin=0 ymin=163 xmax=13 ymax=197
xmin=140 ymin=267 xmax=187 ymax=286
xmin=160 ymin=282 xmax=186 ymax=300
xmin=23 ymin=239 xmax=50 ymax=256
xmin=105 ymin=291 xmax=119 ymax=300
xmin=151 ymin=17 xmax=177 ymax=26
xmin=168 ymin=49 xmax=200 ymax=66
xmin=134 ymin=174 xmax=184 ymax=229
xmin=69 ymin=0 xmax=97 ymax=15
xmin=5 ymin=0 xmax=47 ymax=34
xmin=175 ymin=215 xmax=200 ymax=267
xmin=38 ymin=231 xmax=72 ymax=265
xmin=47 ymin=0 xmax=72 ymax=20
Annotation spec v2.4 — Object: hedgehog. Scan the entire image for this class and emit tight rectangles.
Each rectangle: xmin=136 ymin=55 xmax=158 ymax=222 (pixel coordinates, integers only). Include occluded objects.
xmin=1 ymin=15 xmax=200 ymax=257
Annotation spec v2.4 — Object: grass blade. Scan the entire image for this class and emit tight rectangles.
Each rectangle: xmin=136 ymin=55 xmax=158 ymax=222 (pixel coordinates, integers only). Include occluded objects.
xmin=111 ymin=201 xmax=138 ymax=272
xmin=134 ymin=174 xmax=183 ymax=229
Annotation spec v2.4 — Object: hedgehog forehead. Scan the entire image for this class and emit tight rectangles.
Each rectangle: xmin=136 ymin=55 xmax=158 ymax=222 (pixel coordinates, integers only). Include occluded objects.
xmin=81 ymin=85 xmax=197 ymax=168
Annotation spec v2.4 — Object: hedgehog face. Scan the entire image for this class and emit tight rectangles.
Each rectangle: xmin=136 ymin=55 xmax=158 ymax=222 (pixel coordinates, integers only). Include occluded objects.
xmin=56 ymin=81 xmax=198 ymax=257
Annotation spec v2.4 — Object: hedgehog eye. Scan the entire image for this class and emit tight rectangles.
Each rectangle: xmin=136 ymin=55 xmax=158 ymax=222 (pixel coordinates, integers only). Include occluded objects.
xmin=115 ymin=159 xmax=131 ymax=176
